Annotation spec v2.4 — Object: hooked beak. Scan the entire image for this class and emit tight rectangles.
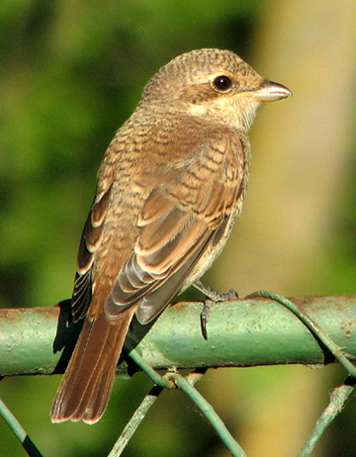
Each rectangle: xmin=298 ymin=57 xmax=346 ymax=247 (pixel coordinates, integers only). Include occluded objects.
xmin=252 ymin=80 xmax=292 ymax=102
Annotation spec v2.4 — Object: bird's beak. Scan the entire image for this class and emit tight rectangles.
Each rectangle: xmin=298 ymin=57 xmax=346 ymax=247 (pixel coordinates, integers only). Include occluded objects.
xmin=252 ymin=80 xmax=292 ymax=102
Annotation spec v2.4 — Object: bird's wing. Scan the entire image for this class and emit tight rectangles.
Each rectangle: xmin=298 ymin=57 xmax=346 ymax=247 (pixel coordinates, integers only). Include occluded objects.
xmin=106 ymin=129 xmax=247 ymax=324
xmin=71 ymin=175 xmax=114 ymax=322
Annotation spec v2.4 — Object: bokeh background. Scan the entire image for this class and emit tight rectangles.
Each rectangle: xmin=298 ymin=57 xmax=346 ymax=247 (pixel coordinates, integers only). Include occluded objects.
xmin=1 ymin=1 xmax=356 ymax=456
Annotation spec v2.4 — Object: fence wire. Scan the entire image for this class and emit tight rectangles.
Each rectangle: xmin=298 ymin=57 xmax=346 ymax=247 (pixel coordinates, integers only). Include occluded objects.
xmin=1 ymin=293 xmax=356 ymax=456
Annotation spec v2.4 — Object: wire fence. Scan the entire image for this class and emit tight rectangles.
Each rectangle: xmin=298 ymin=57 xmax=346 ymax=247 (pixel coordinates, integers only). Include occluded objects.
xmin=1 ymin=293 xmax=356 ymax=456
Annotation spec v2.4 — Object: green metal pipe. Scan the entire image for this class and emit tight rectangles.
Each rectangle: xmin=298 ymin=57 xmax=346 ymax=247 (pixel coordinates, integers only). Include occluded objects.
xmin=0 ymin=295 xmax=355 ymax=377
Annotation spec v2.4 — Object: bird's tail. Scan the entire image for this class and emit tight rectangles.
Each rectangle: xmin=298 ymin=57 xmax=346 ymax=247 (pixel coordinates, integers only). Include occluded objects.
xmin=51 ymin=306 xmax=135 ymax=424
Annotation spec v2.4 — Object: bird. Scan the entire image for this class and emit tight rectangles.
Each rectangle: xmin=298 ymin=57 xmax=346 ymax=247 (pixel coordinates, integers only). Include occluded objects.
xmin=51 ymin=48 xmax=291 ymax=424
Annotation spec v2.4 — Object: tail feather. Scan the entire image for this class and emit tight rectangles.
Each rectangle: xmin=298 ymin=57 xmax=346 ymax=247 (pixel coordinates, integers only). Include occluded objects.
xmin=51 ymin=308 xmax=135 ymax=424
xmin=82 ymin=337 xmax=122 ymax=422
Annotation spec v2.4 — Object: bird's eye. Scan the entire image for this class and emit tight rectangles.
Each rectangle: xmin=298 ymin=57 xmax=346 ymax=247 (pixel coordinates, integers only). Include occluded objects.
xmin=213 ymin=75 xmax=232 ymax=91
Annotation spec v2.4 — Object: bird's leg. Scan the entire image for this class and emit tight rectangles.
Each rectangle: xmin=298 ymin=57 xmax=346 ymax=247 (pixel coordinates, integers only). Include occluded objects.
xmin=193 ymin=280 xmax=238 ymax=340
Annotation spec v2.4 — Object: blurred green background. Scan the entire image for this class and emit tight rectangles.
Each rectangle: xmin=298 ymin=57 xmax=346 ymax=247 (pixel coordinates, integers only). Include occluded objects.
xmin=1 ymin=0 xmax=356 ymax=456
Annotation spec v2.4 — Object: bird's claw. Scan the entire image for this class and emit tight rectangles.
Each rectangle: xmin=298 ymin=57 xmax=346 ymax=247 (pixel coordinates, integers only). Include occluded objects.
xmin=196 ymin=281 xmax=239 ymax=340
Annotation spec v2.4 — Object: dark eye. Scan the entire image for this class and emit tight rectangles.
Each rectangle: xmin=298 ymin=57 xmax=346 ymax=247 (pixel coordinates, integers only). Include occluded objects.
xmin=213 ymin=75 xmax=232 ymax=91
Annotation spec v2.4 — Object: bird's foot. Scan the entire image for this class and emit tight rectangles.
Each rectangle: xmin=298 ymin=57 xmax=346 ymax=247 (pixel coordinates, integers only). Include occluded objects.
xmin=193 ymin=280 xmax=238 ymax=340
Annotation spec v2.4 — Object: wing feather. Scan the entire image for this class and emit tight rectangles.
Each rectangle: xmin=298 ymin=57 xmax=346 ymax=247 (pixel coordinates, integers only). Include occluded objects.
xmin=105 ymin=131 xmax=245 ymax=323
xmin=71 ymin=181 xmax=113 ymax=322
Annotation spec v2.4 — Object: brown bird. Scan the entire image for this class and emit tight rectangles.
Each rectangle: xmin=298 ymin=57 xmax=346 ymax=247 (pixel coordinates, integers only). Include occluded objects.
xmin=51 ymin=48 xmax=291 ymax=424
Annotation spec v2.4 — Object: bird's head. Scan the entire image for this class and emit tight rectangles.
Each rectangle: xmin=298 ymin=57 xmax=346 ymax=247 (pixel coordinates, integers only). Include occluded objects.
xmin=141 ymin=48 xmax=292 ymax=131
